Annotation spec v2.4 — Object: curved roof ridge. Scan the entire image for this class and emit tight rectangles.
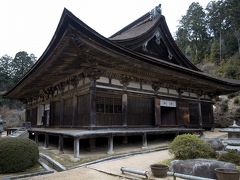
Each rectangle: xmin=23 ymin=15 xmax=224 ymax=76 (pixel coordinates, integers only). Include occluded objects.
xmin=109 ymin=13 xmax=200 ymax=71
xmin=5 ymin=8 xmax=240 ymax=98
xmin=110 ymin=13 xmax=150 ymax=38
xmin=158 ymin=16 xmax=200 ymax=71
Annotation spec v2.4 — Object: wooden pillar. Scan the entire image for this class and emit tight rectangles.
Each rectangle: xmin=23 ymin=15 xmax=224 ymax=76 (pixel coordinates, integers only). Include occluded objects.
xmin=89 ymin=138 xmax=96 ymax=152
xmin=154 ymin=97 xmax=160 ymax=126
xmin=35 ymin=132 xmax=39 ymax=145
xmin=152 ymin=83 xmax=160 ymax=127
xmin=44 ymin=133 xmax=49 ymax=148
xmin=47 ymin=89 xmax=54 ymax=128
xmin=58 ymin=135 xmax=64 ymax=153
xmin=122 ymin=93 xmax=128 ymax=126
xmin=72 ymin=95 xmax=77 ymax=127
xmin=49 ymin=101 xmax=53 ymax=127
xmin=123 ymin=136 xmax=128 ymax=144
xmin=107 ymin=134 xmax=114 ymax=154
xmin=198 ymin=95 xmax=203 ymax=128
xmin=177 ymin=89 xmax=185 ymax=127
xmin=142 ymin=133 xmax=148 ymax=149
xmin=74 ymin=137 xmax=80 ymax=159
xmin=89 ymin=79 xmax=96 ymax=128
xmin=60 ymin=98 xmax=64 ymax=127
xmin=120 ymin=79 xmax=129 ymax=127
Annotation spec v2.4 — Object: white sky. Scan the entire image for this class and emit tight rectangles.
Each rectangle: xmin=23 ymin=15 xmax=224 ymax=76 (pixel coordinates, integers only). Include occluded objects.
xmin=0 ymin=0 xmax=210 ymax=58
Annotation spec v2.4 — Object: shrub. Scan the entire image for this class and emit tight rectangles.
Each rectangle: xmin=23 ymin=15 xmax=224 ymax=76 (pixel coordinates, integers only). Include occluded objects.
xmin=169 ymin=134 xmax=216 ymax=160
xmin=220 ymin=99 xmax=229 ymax=112
xmin=218 ymin=150 xmax=240 ymax=165
xmin=234 ymin=97 xmax=240 ymax=105
xmin=0 ymin=137 xmax=39 ymax=173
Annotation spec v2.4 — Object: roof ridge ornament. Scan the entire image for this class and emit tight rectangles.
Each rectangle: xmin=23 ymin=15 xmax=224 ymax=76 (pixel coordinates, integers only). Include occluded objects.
xmin=149 ymin=4 xmax=162 ymax=20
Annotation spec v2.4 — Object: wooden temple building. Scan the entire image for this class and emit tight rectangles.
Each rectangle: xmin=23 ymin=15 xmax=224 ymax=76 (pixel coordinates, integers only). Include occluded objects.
xmin=5 ymin=5 xmax=240 ymax=158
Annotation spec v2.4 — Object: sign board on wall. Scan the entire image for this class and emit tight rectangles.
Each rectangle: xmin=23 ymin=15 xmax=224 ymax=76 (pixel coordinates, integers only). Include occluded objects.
xmin=160 ymin=100 xmax=176 ymax=107
xmin=45 ymin=104 xmax=50 ymax=110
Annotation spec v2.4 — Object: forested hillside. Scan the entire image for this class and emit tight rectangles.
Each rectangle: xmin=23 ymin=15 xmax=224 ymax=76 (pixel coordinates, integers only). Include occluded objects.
xmin=0 ymin=51 xmax=36 ymax=127
xmin=175 ymin=0 xmax=240 ymax=79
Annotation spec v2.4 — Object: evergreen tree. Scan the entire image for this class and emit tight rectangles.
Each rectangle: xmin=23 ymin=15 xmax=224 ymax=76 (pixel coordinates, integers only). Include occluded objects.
xmin=11 ymin=51 xmax=35 ymax=83
xmin=0 ymin=55 xmax=13 ymax=90
xmin=225 ymin=0 xmax=240 ymax=54
xmin=175 ymin=2 xmax=209 ymax=64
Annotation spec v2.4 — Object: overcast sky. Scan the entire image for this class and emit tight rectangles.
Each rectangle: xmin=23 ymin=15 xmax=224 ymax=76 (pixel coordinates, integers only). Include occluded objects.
xmin=0 ymin=0 xmax=210 ymax=58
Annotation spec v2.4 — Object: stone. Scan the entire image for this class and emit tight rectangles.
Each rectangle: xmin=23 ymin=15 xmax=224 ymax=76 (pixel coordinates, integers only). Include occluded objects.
xmin=203 ymin=138 xmax=224 ymax=151
xmin=170 ymin=159 xmax=236 ymax=179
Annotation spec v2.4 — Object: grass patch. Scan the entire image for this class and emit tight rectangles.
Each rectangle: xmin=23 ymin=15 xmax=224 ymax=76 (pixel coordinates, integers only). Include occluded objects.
xmin=39 ymin=146 xmax=111 ymax=168
xmin=0 ymin=163 xmax=44 ymax=179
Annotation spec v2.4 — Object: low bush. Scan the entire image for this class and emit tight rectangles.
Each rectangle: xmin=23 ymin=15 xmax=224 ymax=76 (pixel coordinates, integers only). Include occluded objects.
xmin=234 ymin=97 xmax=240 ymax=105
xmin=218 ymin=150 xmax=240 ymax=165
xmin=169 ymin=134 xmax=216 ymax=160
xmin=0 ymin=137 xmax=39 ymax=173
xmin=220 ymin=99 xmax=229 ymax=112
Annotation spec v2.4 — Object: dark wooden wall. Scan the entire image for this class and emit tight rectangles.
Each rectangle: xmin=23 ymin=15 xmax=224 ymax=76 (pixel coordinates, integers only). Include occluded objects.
xmin=49 ymin=94 xmax=90 ymax=127
xmin=50 ymin=101 xmax=61 ymax=126
xmin=26 ymin=87 xmax=214 ymax=129
xmin=160 ymin=107 xmax=176 ymax=125
xmin=177 ymin=100 xmax=214 ymax=128
xmin=189 ymin=102 xmax=200 ymax=127
xmin=76 ymin=94 xmax=90 ymax=126
xmin=127 ymin=95 xmax=154 ymax=126
xmin=201 ymin=102 xmax=214 ymax=128
xmin=62 ymin=97 xmax=73 ymax=127
xmin=26 ymin=107 xmax=37 ymax=126
xmin=96 ymin=93 xmax=122 ymax=126
xmin=177 ymin=101 xmax=189 ymax=127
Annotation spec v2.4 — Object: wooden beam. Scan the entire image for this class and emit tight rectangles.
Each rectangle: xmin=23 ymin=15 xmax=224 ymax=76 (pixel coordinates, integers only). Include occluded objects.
xmin=123 ymin=136 xmax=128 ymax=144
xmin=74 ymin=137 xmax=80 ymax=159
xmin=198 ymin=95 xmax=203 ymax=128
xmin=60 ymin=98 xmax=64 ymax=127
xmin=89 ymin=138 xmax=96 ymax=152
xmin=122 ymin=93 xmax=128 ymax=126
xmin=44 ymin=133 xmax=49 ymax=148
xmin=89 ymin=79 xmax=96 ymax=128
xmin=107 ymin=134 xmax=114 ymax=154
xmin=58 ymin=135 xmax=64 ymax=153
xmin=35 ymin=132 xmax=39 ymax=145
xmin=72 ymin=95 xmax=77 ymax=127
xmin=154 ymin=97 xmax=161 ymax=126
xmin=142 ymin=133 xmax=148 ymax=149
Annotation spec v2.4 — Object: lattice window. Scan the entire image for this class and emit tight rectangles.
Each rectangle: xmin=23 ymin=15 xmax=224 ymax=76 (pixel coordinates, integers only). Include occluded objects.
xmin=96 ymin=96 xmax=104 ymax=113
xmin=96 ymin=96 xmax=122 ymax=114
xmin=96 ymin=94 xmax=122 ymax=126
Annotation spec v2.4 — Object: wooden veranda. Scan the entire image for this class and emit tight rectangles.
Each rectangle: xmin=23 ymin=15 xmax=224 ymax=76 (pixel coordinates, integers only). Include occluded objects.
xmin=29 ymin=127 xmax=203 ymax=159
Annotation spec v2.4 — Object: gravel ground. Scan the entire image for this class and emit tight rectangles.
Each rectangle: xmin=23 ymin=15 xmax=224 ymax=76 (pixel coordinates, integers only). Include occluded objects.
xmin=88 ymin=150 xmax=173 ymax=180
xmin=22 ymin=167 xmax=125 ymax=180
xmin=22 ymin=150 xmax=173 ymax=180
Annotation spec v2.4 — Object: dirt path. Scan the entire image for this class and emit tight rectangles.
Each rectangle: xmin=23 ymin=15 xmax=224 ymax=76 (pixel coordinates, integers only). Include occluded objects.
xmin=22 ymin=167 xmax=125 ymax=180
xmin=88 ymin=150 xmax=172 ymax=179
xmin=22 ymin=150 xmax=172 ymax=180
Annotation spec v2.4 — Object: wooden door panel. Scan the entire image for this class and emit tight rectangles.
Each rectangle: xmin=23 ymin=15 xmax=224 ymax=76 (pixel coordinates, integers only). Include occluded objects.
xmin=178 ymin=101 xmax=190 ymax=127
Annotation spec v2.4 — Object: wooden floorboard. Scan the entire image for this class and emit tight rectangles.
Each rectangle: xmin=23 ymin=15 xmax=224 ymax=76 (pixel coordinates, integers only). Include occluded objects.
xmin=29 ymin=127 xmax=203 ymax=138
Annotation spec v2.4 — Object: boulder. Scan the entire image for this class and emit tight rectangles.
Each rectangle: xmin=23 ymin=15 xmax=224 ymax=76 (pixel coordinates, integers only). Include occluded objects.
xmin=203 ymin=138 xmax=224 ymax=151
xmin=170 ymin=159 xmax=236 ymax=179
